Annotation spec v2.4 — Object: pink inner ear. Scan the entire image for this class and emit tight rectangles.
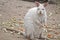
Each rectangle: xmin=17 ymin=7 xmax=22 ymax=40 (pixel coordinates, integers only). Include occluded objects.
xmin=35 ymin=2 xmax=40 ymax=7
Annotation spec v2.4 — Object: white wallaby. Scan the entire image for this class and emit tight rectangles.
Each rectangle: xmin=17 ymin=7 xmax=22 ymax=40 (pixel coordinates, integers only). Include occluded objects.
xmin=24 ymin=3 xmax=47 ymax=40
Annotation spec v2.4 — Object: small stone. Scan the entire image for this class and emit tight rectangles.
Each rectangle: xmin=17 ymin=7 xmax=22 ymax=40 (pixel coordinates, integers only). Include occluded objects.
xmin=58 ymin=24 xmax=60 ymax=27
xmin=48 ymin=29 xmax=53 ymax=31
xmin=2 ymin=22 xmax=5 ymax=25
xmin=19 ymin=21 xmax=24 ymax=24
xmin=10 ymin=32 xmax=14 ymax=34
xmin=43 ymin=28 xmax=47 ymax=32
xmin=11 ymin=27 xmax=14 ymax=29
xmin=49 ymin=12 xmax=52 ymax=16
xmin=2 ymin=28 xmax=8 ymax=32
xmin=54 ymin=35 xmax=58 ymax=39
xmin=15 ymin=23 xmax=19 ymax=27
xmin=17 ymin=32 xmax=21 ymax=35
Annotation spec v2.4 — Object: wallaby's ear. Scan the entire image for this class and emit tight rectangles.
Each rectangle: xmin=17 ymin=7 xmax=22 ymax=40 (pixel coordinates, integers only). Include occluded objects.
xmin=35 ymin=1 xmax=40 ymax=7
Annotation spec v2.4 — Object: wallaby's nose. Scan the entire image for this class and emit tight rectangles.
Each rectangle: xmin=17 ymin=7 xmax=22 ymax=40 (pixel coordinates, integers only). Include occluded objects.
xmin=40 ymin=11 xmax=42 ymax=14
xmin=38 ymin=11 xmax=43 ymax=16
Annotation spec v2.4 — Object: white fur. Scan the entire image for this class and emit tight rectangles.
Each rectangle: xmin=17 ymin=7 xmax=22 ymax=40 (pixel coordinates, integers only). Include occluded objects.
xmin=24 ymin=4 xmax=47 ymax=40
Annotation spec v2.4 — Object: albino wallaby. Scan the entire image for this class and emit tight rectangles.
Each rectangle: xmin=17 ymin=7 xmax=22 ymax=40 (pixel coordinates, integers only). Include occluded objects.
xmin=24 ymin=3 xmax=47 ymax=40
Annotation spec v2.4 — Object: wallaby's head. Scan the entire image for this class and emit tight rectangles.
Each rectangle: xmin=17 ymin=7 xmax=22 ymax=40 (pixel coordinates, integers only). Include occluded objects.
xmin=37 ymin=4 xmax=45 ymax=15
xmin=35 ymin=0 xmax=48 ymax=15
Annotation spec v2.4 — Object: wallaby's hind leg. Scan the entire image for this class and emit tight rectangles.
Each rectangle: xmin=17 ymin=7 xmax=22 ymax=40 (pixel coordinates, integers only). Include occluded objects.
xmin=25 ymin=34 xmax=34 ymax=40
xmin=38 ymin=34 xmax=48 ymax=40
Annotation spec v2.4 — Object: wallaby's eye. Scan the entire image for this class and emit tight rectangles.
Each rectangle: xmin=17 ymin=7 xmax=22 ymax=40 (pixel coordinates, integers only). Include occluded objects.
xmin=42 ymin=9 xmax=44 ymax=10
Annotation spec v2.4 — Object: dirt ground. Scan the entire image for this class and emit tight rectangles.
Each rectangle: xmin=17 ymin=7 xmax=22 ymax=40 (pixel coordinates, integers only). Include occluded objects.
xmin=0 ymin=0 xmax=60 ymax=40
